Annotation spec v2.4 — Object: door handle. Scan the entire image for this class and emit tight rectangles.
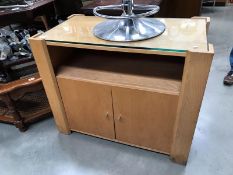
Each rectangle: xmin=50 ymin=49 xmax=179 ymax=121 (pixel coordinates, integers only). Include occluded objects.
xmin=106 ymin=112 xmax=110 ymax=119
xmin=117 ymin=114 xmax=122 ymax=121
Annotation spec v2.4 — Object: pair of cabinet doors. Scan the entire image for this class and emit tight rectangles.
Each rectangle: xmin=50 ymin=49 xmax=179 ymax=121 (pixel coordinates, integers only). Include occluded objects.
xmin=57 ymin=78 xmax=178 ymax=153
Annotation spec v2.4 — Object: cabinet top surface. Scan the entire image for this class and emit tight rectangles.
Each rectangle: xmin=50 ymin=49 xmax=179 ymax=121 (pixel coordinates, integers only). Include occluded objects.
xmin=39 ymin=15 xmax=208 ymax=54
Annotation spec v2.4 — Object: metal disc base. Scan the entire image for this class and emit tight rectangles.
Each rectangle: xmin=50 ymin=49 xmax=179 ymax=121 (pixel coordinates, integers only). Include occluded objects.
xmin=93 ymin=18 xmax=165 ymax=42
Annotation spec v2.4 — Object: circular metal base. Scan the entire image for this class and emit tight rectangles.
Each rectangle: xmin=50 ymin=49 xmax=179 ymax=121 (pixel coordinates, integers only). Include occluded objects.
xmin=93 ymin=18 xmax=165 ymax=42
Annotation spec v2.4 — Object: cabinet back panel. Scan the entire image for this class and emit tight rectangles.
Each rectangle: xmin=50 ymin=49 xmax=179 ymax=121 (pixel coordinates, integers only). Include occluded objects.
xmin=64 ymin=49 xmax=184 ymax=80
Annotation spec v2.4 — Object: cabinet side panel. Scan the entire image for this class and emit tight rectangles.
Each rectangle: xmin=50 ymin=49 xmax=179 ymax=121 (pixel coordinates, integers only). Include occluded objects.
xmin=112 ymin=87 xmax=179 ymax=154
xmin=171 ymin=50 xmax=214 ymax=164
xmin=29 ymin=39 xmax=70 ymax=134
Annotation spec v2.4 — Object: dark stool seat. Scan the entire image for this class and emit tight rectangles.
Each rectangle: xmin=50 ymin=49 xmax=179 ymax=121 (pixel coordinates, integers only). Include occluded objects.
xmin=81 ymin=0 xmax=163 ymax=16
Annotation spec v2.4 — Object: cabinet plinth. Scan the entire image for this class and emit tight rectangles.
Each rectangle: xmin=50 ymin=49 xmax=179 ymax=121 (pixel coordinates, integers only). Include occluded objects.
xmin=29 ymin=15 xmax=214 ymax=165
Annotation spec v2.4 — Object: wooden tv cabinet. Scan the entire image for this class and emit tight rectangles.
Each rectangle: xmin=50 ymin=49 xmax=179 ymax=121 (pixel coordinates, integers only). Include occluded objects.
xmin=29 ymin=15 xmax=214 ymax=164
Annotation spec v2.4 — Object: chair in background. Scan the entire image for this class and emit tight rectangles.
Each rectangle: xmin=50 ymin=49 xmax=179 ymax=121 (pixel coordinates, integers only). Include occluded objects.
xmin=202 ymin=0 xmax=216 ymax=6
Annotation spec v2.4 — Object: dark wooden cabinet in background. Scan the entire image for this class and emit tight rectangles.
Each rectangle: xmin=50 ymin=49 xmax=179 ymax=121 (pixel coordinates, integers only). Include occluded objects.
xmin=165 ymin=0 xmax=202 ymax=18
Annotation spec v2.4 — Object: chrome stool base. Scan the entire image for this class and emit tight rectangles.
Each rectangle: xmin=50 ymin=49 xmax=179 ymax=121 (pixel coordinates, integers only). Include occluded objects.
xmin=93 ymin=18 xmax=165 ymax=42
xmin=93 ymin=0 xmax=166 ymax=42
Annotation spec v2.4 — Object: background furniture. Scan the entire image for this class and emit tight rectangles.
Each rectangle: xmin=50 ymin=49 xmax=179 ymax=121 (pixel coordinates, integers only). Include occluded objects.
xmin=0 ymin=74 xmax=51 ymax=131
xmin=29 ymin=15 xmax=214 ymax=164
xmin=203 ymin=0 xmax=228 ymax=6
xmin=0 ymin=22 xmax=51 ymax=131
xmin=203 ymin=0 xmax=216 ymax=6
xmin=165 ymin=0 xmax=203 ymax=18
xmin=55 ymin=0 xmax=83 ymax=19
xmin=0 ymin=0 xmax=55 ymax=28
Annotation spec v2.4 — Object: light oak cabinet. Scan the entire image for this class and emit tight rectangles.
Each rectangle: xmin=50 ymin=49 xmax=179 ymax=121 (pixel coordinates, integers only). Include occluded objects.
xmin=55 ymin=49 xmax=184 ymax=153
xmin=57 ymin=75 xmax=179 ymax=153
xmin=29 ymin=15 xmax=214 ymax=164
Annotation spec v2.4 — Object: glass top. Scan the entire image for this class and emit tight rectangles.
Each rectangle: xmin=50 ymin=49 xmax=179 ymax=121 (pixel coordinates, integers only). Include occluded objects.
xmin=39 ymin=15 xmax=208 ymax=53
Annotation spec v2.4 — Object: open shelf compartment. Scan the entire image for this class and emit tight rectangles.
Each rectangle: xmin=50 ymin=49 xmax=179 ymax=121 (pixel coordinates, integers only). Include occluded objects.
xmin=55 ymin=48 xmax=184 ymax=95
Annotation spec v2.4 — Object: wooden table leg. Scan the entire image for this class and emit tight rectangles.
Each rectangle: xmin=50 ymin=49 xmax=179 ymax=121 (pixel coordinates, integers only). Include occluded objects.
xmin=39 ymin=15 xmax=49 ymax=30
xmin=1 ymin=94 xmax=27 ymax=132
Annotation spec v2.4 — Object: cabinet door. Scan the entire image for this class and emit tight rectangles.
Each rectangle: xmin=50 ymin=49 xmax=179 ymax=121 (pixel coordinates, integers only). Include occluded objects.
xmin=112 ymin=87 xmax=178 ymax=153
xmin=57 ymin=78 xmax=115 ymax=139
